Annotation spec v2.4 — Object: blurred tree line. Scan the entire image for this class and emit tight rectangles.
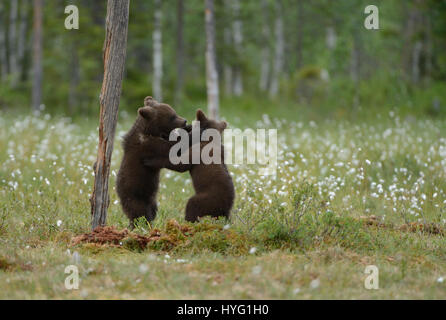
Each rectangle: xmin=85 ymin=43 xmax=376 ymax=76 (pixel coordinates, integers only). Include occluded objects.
xmin=0 ymin=0 xmax=445 ymax=117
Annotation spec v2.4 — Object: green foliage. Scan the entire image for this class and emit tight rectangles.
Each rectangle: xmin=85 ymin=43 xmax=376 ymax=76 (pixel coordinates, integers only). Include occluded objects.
xmin=1 ymin=0 xmax=445 ymax=120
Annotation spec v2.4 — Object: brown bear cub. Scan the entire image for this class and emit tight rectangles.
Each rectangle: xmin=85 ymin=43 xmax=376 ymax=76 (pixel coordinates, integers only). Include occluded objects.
xmin=144 ymin=109 xmax=235 ymax=222
xmin=185 ymin=110 xmax=235 ymax=222
xmin=116 ymin=96 xmax=191 ymax=227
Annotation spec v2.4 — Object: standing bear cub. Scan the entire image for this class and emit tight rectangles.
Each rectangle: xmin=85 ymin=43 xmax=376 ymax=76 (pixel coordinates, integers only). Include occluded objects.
xmin=185 ymin=110 xmax=235 ymax=222
xmin=116 ymin=96 xmax=191 ymax=227
xmin=144 ymin=109 xmax=235 ymax=222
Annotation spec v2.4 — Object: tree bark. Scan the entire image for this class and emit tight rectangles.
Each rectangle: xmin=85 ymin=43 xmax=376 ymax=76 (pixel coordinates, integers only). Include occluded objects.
xmin=152 ymin=0 xmax=162 ymax=101
xmin=91 ymin=0 xmax=130 ymax=230
xmin=350 ymin=27 xmax=361 ymax=108
xmin=9 ymin=0 xmax=19 ymax=85
xmin=232 ymin=0 xmax=243 ymax=96
xmin=259 ymin=0 xmax=270 ymax=91
xmin=223 ymin=26 xmax=232 ymax=96
xmin=17 ymin=0 xmax=29 ymax=83
xmin=411 ymin=40 xmax=422 ymax=84
xmin=295 ymin=0 xmax=303 ymax=69
xmin=205 ymin=0 xmax=219 ymax=119
xmin=223 ymin=0 xmax=232 ymax=96
xmin=174 ymin=0 xmax=184 ymax=104
xmin=0 ymin=2 xmax=8 ymax=81
xmin=269 ymin=0 xmax=284 ymax=98
xmin=32 ymin=0 xmax=43 ymax=112
xmin=68 ymin=41 xmax=80 ymax=115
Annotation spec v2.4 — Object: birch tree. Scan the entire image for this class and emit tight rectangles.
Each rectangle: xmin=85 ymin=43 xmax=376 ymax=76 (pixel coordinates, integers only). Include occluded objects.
xmin=269 ymin=0 xmax=284 ymax=98
xmin=175 ymin=0 xmax=184 ymax=104
xmin=32 ymin=0 xmax=43 ymax=112
xmin=259 ymin=0 xmax=271 ymax=92
xmin=68 ymin=43 xmax=80 ymax=115
xmin=223 ymin=0 xmax=233 ymax=96
xmin=9 ymin=0 xmax=19 ymax=84
xmin=17 ymin=0 xmax=29 ymax=82
xmin=223 ymin=6 xmax=232 ymax=96
xmin=350 ymin=27 xmax=362 ymax=108
xmin=295 ymin=0 xmax=303 ymax=70
xmin=152 ymin=0 xmax=163 ymax=101
xmin=91 ymin=0 xmax=130 ymax=230
xmin=232 ymin=0 xmax=243 ymax=96
xmin=0 ymin=2 xmax=8 ymax=81
xmin=205 ymin=0 xmax=219 ymax=119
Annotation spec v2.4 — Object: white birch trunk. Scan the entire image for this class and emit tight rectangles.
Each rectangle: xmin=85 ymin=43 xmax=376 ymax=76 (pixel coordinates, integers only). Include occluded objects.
xmin=0 ymin=2 xmax=8 ymax=81
xmin=223 ymin=27 xmax=232 ymax=96
xmin=232 ymin=0 xmax=243 ymax=96
xmin=17 ymin=0 xmax=28 ymax=82
xmin=269 ymin=1 xmax=284 ymax=98
xmin=259 ymin=0 xmax=270 ymax=91
xmin=152 ymin=0 xmax=163 ymax=102
xmin=326 ymin=26 xmax=337 ymax=50
xmin=350 ymin=29 xmax=361 ymax=108
xmin=32 ymin=0 xmax=43 ymax=112
xmin=9 ymin=0 xmax=19 ymax=83
xmin=411 ymin=41 xmax=422 ymax=84
xmin=174 ymin=0 xmax=184 ymax=104
xmin=205 ymin=0 xmax=219 ymax=119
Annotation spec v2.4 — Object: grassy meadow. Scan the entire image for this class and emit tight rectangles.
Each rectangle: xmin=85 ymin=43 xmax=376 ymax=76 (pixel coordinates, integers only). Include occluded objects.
xmin=0 ymin=100 xmax=445 ymax=299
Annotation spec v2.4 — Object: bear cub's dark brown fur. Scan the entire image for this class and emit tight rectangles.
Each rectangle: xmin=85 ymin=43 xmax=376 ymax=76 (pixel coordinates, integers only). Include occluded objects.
xmin=116 ymin=96 xmax=190 ymax=227
xmin=185 ymin=110 xmax=235 ymax=222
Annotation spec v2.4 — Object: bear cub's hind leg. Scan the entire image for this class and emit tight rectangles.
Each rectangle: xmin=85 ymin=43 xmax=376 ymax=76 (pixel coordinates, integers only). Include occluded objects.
xmin=123 ymin=198 xmax=157 ymax=229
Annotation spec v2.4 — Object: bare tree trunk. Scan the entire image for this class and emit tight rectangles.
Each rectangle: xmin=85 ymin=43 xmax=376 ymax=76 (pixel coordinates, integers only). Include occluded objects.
xmin=152 ymin=0 xmax=162 ymax=101
xmin=232 ymin=0 xmax=243 ymax=96
xmin=17 ymin=0 xmax=29 ymax=82
xmin=295 ymin=0 xmax=303 ymax=69
xmin=223 ymin=27 xmax=232 ymax=96
xmin=223 ymin=0 xmax=232 ymax=96
xmin=32 ymin=0 xmax=43 ymax=112
xmin=350 ymin=28 xmax=361 ymax=108
xmin=269 ymin=0 xmax=284 ymax=98
xmin=403 ymin=0 xmax=427 ymax=83
xmin=259 ymin=0 xmax=270 ymax=92
xmin=9 ymin=0 xmax=19 ymax=85
xmin=424 ymin=16 xmax=433 ymax=79
xmin=91 ymin=0 xmax=130 ymax=230
xmin=326 ymin=26 xmax=336 ymax=50
xmin=0 ymin=2 xmax=8 ymax=81
xmin=411 ymin=40 xmax=422 ymax=84
xmin=174 ymin=0 xmax=184 ymax=104
xmin=68 ymin=42 xmax=80 ymax=115
xmin=205 ymin=0 xmax=219 ymax=119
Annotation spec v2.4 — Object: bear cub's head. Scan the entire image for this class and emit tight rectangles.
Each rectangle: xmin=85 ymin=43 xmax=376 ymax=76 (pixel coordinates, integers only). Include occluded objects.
xmin=195 ymin=109 xmax=227 ymax=134
xmin=137 ymin=96 xmax=188 ymax=139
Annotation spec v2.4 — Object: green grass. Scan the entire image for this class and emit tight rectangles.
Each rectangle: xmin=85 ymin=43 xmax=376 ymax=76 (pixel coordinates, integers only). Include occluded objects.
xmin=0 ymin=104 xmax=445 ymax=299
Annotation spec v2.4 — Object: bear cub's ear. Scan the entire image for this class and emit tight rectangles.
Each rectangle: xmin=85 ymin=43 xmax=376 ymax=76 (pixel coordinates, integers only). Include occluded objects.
xmin=144 ymin=96 xmax=159 ymax=107
xmin=196 ymin=109 xmax=208 ymax=123
xmin=138 ymin=107 xmax=154 ymax=120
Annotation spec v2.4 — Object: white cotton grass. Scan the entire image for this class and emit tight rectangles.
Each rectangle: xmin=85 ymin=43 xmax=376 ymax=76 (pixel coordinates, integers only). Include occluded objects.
xmin=139 ymin=264 xmax=149 ymax=274
xmin=251 ymin=266 xmax=262 ymax=275
xmin=249 ymin=247 xmax=257 ymax=254
xmin=0 ymin=111 xmax=445 ymax=281
xmin=310 ymin=279 xmax=320 ymax=289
